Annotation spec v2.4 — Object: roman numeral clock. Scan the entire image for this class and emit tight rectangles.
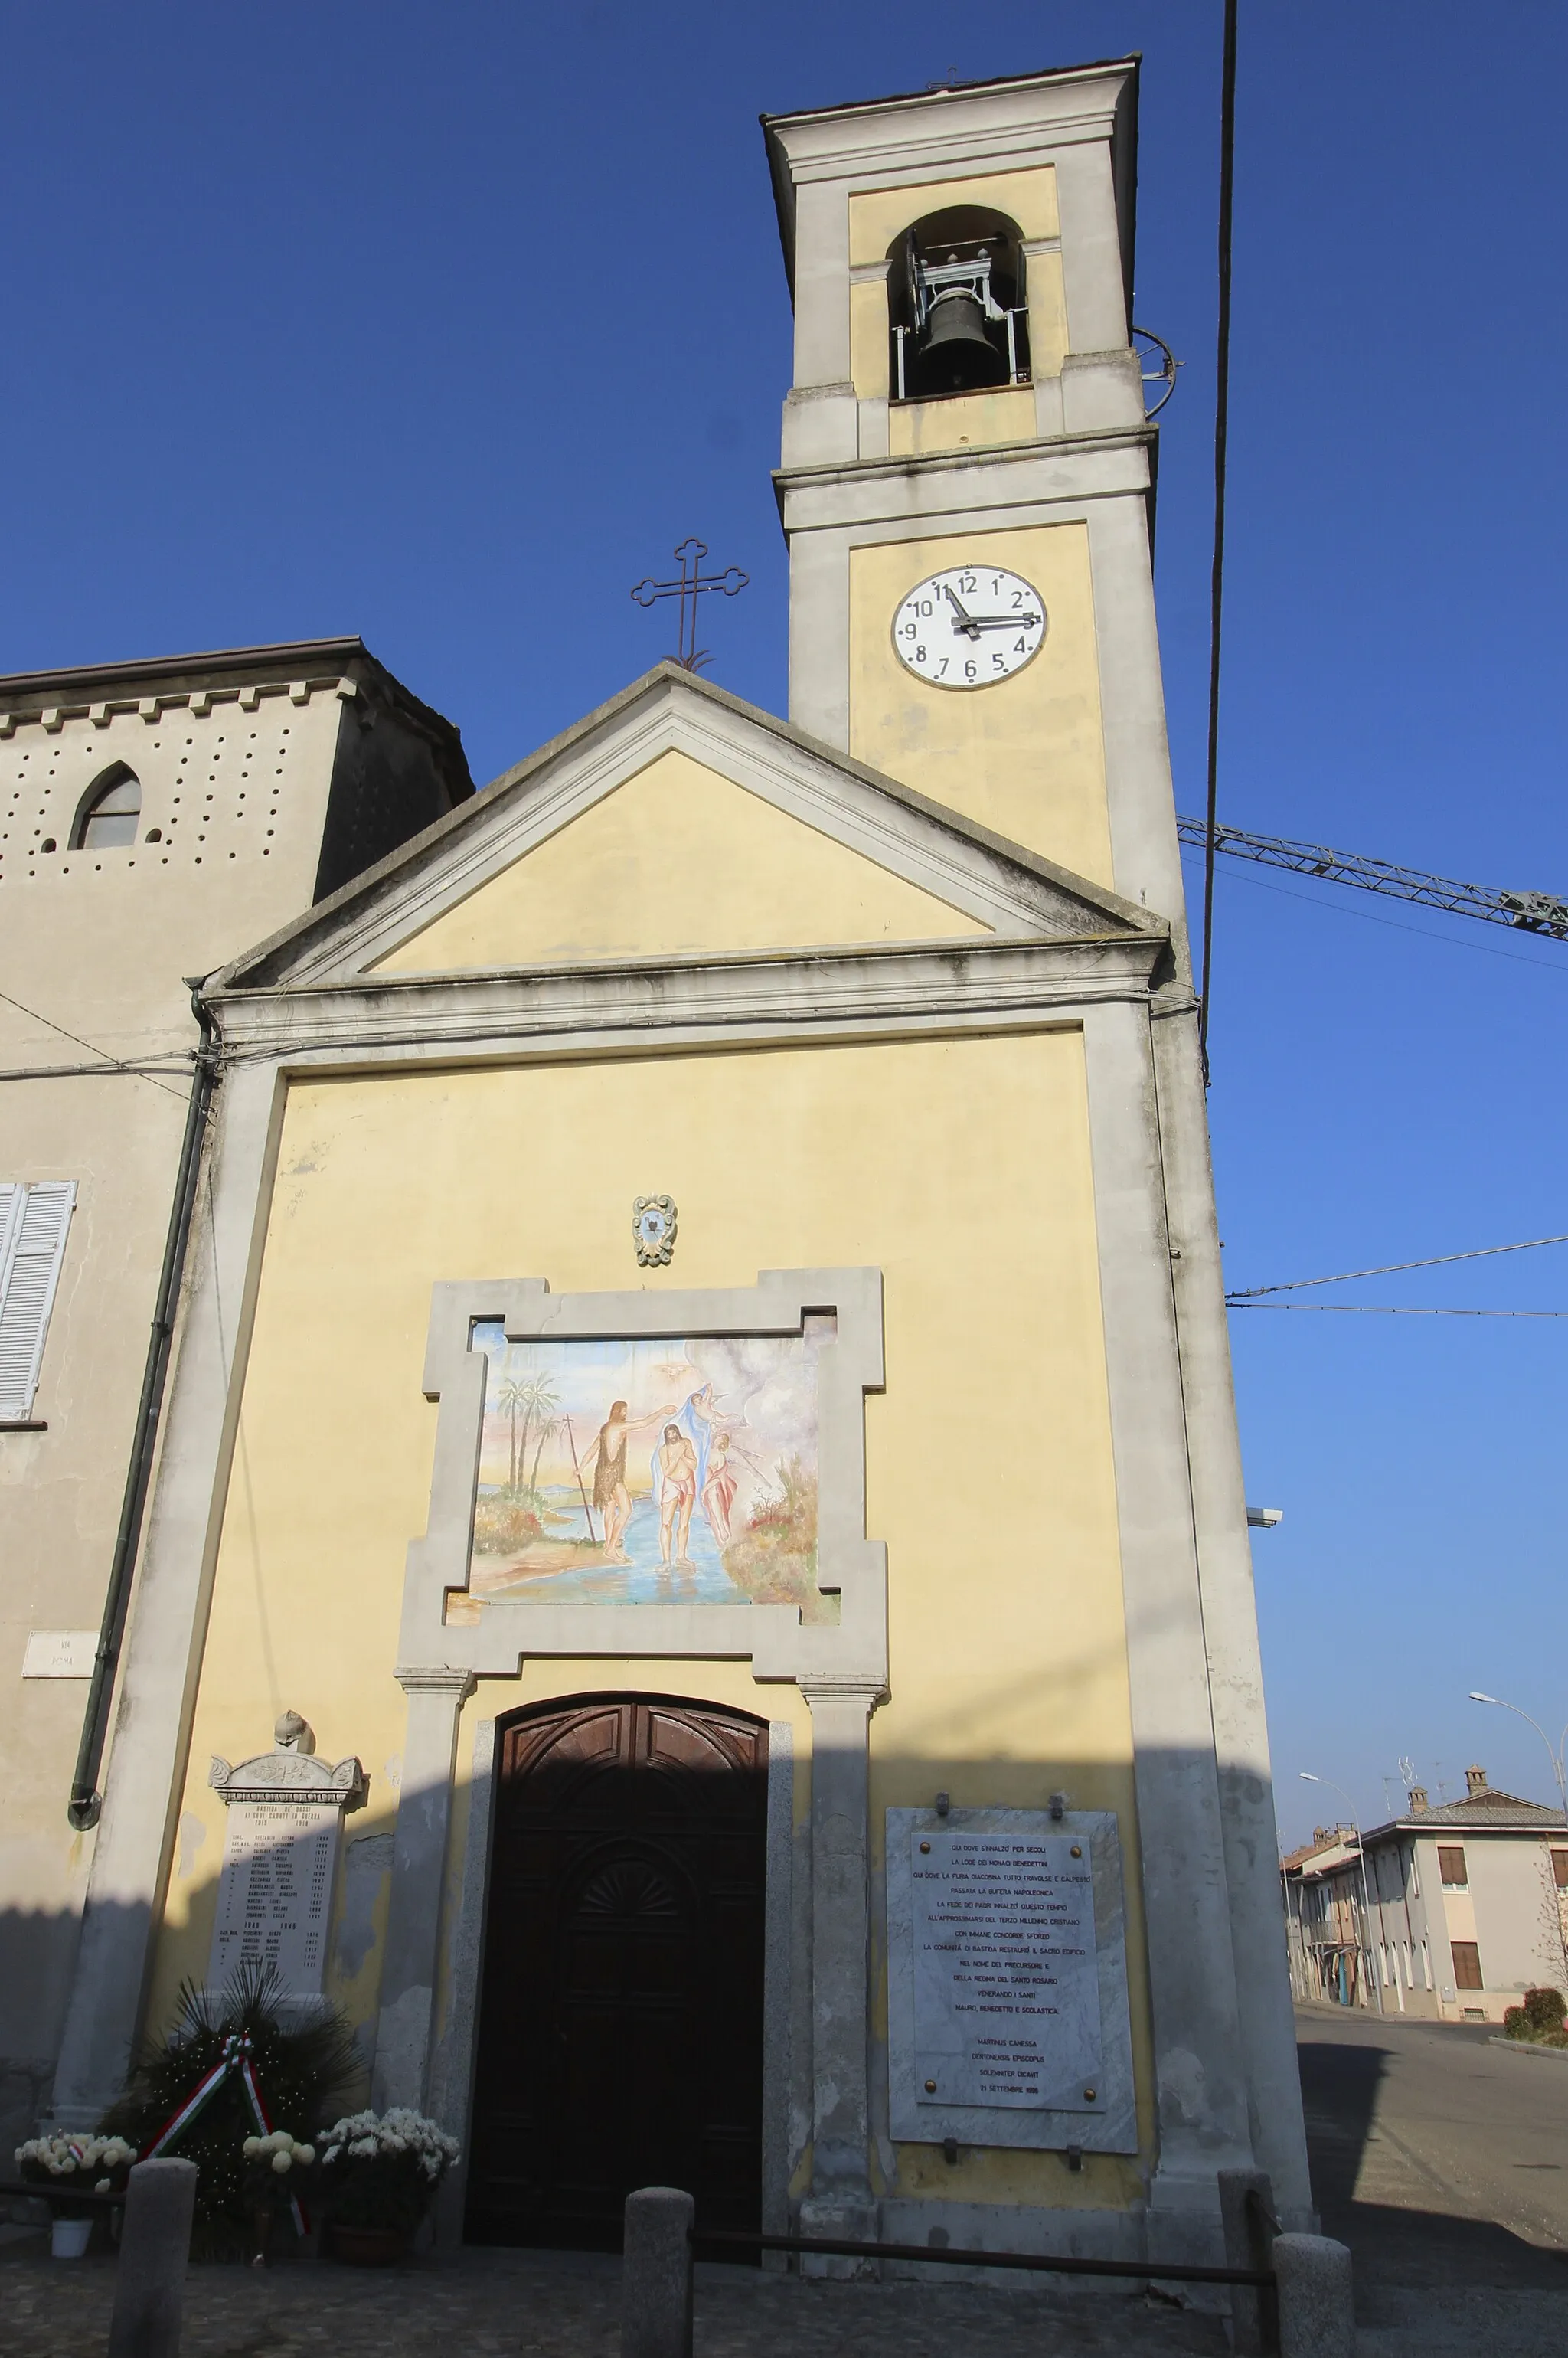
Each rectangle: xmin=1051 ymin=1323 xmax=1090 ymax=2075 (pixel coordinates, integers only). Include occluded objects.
xmin=893 ymin=565 xmax=1047 ymax=689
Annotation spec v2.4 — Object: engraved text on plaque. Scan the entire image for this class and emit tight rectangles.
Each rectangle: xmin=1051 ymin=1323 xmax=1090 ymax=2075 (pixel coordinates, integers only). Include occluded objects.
xmin=209 ymin=1797 xmax=341 ymax=1993
xmin=911 ymin=1828 xmax=1102 ymax=2111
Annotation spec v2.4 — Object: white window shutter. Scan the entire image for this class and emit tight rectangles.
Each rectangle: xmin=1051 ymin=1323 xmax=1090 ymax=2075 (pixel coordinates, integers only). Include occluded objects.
xmin=0 ymin=1180 xmax=76 ymax=1421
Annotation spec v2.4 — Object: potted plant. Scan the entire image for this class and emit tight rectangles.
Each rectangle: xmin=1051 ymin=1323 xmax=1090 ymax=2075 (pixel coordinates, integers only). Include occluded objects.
xmin=315 ymin=2108 xmax=460 ymax=2264
xmin=15 ymin=2133 xmax=136 ymax=2258
xmin=240 ymin=2129 xmax=315 ymax=2266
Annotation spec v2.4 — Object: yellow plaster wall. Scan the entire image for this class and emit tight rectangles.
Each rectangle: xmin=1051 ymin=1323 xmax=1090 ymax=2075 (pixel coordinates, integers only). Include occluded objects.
xmin=850 ymin=525 xmax=1113 ymax=887
xmin=887 ymin=386 xmax=1037 ymax=458
xmin=848 ymin=168 xmax=1060 ymax=263
xmin=846 ymin=166 xmax=1067 ymax=421
xmin=372 ymin=748 xmax=988 ymax=973
xmin=153 ymin=1028 xmax=1152 ymax=2196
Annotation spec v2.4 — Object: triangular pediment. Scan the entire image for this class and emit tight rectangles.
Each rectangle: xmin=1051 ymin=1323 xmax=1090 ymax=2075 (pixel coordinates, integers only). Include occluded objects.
xmin=372 ymin=746 xmax=991 ymax=972
xmin=219 ymin=666 xmax=1163 ymax=993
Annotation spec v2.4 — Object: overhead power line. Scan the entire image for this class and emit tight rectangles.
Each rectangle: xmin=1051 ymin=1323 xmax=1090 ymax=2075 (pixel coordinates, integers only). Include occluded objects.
xmin=1178 ymin=815 xmax=1568 ymax=943
xmin=1197 ymin=0 xmax=1240 ymax=1088
xmin=1224 ymin=1231 xmax=1568 ymax=1302
xmin=1231 ymin=1303 xmax=1568 ymax=1319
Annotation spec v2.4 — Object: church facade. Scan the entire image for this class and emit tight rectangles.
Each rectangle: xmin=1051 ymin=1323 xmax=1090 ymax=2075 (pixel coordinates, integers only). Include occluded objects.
xmin=37 ymin=60 xmax=1310 ymax=2263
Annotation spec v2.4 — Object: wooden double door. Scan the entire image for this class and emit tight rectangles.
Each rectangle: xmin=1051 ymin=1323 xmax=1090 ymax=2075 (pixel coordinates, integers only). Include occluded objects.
xmin=465 ymin=1695 xmax=769 ymax=2250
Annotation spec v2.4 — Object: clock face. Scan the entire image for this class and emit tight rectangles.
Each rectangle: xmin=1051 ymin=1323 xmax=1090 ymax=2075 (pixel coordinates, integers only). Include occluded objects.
xmin=892 ymin=564 xmax=1047 ymax=689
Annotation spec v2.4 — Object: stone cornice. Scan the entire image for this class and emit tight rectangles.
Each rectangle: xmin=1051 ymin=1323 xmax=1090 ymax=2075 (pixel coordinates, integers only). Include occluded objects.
xmin=206 ymin=932 xmax=1168 ymax=1071
xmin=0 ymin=674 xmax=361 ymax=739
xmin=773 ymin=424 xmax=1154 ymax=534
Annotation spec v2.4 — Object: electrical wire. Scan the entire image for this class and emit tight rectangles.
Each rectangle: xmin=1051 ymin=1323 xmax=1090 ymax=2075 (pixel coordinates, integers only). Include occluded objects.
xmin=1226 ymin=1232 xmax=1568 ymax=1300
xmin=1197 ymin=0 xmax=1239 ymax=1087
xmin=0 ymin=987 xmax=191 ymax=1101
xmin=1230 ymin=1303 xmax=1568 ymax=1318
xmin=1 ymin=986 xmax=126 ymax=1066
xmin=0 ymin=1061 xmax=194 ymax=1086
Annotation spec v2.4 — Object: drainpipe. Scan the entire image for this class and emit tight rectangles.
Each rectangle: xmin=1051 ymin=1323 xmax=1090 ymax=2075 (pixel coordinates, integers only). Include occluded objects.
xmin=67 ymin=980 xmax=219 ymax=1830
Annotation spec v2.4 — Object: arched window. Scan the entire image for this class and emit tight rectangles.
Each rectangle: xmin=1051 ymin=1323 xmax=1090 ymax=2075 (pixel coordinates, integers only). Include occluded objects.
xmin=73 ymin=765 xmax=142 ymax=851
xmin=887 ymin=206 xmax=1031 ymax=401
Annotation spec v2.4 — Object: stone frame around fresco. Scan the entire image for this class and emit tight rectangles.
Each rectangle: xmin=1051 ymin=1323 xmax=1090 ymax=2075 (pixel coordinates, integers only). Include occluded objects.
xmin=398 ymin=1266 xmax=887 ymax=1689
xmin=885 ymin=1805 xmax=1138 ymax=2154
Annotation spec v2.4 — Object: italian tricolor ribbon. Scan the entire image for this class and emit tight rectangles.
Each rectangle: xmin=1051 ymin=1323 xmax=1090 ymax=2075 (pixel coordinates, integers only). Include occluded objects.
xmin=141 ymin=2032 xmax=309 ymax=2235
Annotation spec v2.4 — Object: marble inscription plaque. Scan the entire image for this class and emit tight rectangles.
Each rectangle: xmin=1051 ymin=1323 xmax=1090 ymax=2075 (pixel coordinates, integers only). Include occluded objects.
xmin=208 ymin=1797 xmax=341 ymax=1994
xmin=911 ymin=1828 xmax=1102 ymax=2111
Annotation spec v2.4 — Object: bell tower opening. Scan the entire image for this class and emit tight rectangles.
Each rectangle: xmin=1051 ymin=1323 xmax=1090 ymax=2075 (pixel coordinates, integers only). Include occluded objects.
xmin=890 ymin=207 xmax=1031 ymax=401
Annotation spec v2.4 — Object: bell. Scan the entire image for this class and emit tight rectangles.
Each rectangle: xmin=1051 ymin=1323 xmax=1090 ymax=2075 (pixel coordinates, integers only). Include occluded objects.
xmin=913 ymin=286 xmax=1007 ymax=395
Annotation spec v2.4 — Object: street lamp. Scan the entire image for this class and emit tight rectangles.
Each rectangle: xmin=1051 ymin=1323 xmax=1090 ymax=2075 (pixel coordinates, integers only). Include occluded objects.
xmin=1468 ymin=1692 xmax=1568 ymax=1985
xmin=1467 ymin=1693 xmax=1568 ymax=1821
xmin=1300 ymin=1772 xmax=1385 ymax=2014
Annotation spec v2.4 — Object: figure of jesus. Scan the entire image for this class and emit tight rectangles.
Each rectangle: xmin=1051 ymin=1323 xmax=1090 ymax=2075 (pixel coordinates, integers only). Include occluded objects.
xmin=582 ymin=1398 xmax=673 ymax=1564
xmin=655 ymin=1424 xmax=698 ymax=1567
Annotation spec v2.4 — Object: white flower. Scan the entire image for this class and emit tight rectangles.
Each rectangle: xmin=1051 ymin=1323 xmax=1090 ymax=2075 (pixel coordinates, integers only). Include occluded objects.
xmin=94 ymin=2179 xmax=110 ymax=2193
xmin=296 ymin=2145 xmax=315 ymax=2166
xmin=271 ymin=2150 xmax=292 ymax=2175
xmin=243 ymin=2137 xmax=261 ymax=2158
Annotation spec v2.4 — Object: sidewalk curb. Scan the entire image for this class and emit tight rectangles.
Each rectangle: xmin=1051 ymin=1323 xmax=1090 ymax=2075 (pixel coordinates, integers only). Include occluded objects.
xmin=1488 ymin=2035 xmax=1568 ymax=2063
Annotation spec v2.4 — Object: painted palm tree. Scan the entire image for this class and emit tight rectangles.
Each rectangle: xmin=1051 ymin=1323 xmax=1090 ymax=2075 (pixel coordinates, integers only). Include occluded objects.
xmin=522 ymin=1377 xmax=563 ymax=1500
xmin=495 ymin=1376 xmax=530 ymax=1497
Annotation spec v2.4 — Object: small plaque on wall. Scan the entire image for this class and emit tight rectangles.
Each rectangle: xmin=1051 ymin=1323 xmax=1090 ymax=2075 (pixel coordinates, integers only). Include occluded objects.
xmin=886 ymin=1805 xmax=1137 ymax=2153
xmin=22 ymin=1630 xmax=98 ymax=1678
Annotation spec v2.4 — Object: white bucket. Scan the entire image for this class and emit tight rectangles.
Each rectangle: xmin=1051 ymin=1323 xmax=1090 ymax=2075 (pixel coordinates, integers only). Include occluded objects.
xmin=51 ymin=2215 xmax=93 ymax=2258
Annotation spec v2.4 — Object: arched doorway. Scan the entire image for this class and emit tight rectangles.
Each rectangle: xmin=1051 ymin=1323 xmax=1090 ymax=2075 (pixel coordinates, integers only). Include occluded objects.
xmin=464 ymin=1694 xmax=769 ymax=2250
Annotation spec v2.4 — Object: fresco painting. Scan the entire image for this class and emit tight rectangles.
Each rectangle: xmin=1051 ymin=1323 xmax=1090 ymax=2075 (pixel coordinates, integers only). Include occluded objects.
xmin=466 ymin=1325 xmax=828 ymax=1614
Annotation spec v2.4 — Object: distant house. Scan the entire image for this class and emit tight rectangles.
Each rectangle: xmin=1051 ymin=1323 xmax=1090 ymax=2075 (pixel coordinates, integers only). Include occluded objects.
xmin=1282 ymin=1768 xmax=1568 ymax=2023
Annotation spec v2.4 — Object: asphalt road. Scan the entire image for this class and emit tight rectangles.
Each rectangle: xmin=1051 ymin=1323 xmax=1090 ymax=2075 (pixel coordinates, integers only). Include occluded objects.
xmin=1297 ymin=2001 xmax=1568 ymax=2353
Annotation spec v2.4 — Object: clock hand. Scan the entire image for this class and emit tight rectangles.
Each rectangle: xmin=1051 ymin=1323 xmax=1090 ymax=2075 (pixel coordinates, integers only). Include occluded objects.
xmin=944 ymin=585 xmax=982 ymax=639
xmin=964 ymin=613 xmax=1042 ymax=631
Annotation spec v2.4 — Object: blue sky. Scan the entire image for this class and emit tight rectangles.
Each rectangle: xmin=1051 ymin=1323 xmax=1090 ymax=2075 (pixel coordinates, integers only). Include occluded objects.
xmin=6 ymin=3 xmax=1566 ymax=1843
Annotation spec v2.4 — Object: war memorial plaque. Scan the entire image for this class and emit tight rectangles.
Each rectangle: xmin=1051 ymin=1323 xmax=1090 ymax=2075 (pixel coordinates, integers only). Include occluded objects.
xmin=207 ymin=1726 xmax=365 ymax=1997
xmin=886 ymin=1804 xmax=1137 ymax=2151
xmin=209 ymin=1797 xmax=341 ymax=1991
xmin=910 ymin=1828 xmax=1101 ymax=2108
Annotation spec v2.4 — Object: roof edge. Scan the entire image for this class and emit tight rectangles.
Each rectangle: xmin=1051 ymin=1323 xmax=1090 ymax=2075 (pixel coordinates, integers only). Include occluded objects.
xmin=0 ymin=636 xmax=372 ymax=701
xmin=207 ymin=659 xmax=1166 ymax=995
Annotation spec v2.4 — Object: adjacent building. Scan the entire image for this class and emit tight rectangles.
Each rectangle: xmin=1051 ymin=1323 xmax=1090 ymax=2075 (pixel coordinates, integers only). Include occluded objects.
xmin=1282 ymin=1769 xmax=1568 ymax=2022
xmin=1 ymin=639 xmax=471 ymax=2148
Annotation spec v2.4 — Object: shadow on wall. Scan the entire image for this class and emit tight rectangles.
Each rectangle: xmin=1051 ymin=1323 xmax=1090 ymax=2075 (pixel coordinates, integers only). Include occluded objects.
xmin=0 ymin=1899 xmax=147 ymax=2167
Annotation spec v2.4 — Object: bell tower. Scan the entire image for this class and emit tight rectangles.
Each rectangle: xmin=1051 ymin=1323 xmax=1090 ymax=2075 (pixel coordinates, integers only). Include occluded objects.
xmin=763 ymin=60 xmax=1186 ymax=946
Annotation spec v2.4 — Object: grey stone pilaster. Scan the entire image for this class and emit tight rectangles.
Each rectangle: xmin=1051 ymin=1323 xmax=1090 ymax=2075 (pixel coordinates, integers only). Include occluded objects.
xmin=798 ymin=1675 xmax=884 ymax=2258
xmin=1153 ymin=1006 xmax=1315 ymax=2227
xmin=1082 ymin=999 xmax=1253 ymax=2231
xmin=372 ymin=1664 xmax=477 ymax=2114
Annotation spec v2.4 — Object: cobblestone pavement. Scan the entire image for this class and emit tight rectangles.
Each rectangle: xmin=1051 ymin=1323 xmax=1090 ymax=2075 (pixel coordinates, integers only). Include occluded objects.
xmin=0 ymin=2240 xmax=1229 ymax=2357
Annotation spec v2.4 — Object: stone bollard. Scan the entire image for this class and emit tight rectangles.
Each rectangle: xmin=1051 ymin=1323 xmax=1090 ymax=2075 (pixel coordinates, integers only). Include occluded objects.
xmin=109 ymin=2158 xmax=198 ymax=2358
xmin=1217 ymin=2167 xmax=1276 ymax=2355
xmin=622 ymin=2186 xmax=694 ymax=2358
xmin=1272 ymin=2233 xmax=1354 ymax=2358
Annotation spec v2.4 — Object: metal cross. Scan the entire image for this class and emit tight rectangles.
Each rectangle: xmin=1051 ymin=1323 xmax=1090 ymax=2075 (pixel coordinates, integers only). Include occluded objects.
xmin=630 ymin=538 xmax=748 ymax=672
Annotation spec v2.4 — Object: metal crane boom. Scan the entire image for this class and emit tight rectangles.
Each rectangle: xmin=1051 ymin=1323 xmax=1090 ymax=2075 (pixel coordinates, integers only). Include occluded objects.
xmin=1175 ymin=814 xmax=1568 ymax=942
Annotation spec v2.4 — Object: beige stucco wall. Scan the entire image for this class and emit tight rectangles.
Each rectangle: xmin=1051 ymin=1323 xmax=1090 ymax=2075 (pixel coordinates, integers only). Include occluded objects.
xmin=848 ymin=523 xmax=1113 ymax=886
xmin=0 ymin=692 xmax=347 ymax=2101
xmin=151 ymin=1025 xmax=1154 ymax=2206
xmin=374 ymin=747 xmax=988 ymax=973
